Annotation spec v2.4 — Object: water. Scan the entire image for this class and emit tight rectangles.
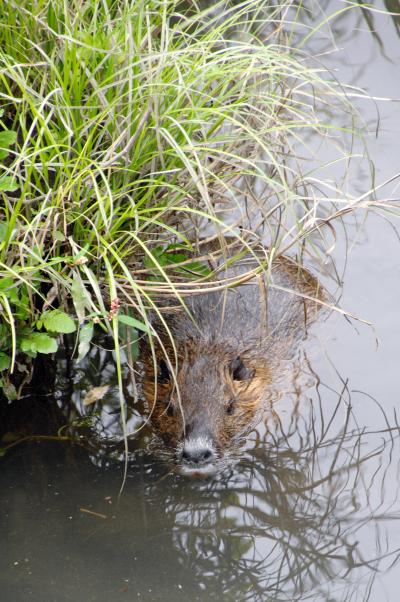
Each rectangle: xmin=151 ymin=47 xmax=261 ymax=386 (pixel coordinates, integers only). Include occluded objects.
xmin=2 ymin=2 xmax=400 ymax=601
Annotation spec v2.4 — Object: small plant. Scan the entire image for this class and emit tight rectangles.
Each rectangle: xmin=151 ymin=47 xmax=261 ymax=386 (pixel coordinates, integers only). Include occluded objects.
xmin=0 ymin=302 xmax=76 ymax=400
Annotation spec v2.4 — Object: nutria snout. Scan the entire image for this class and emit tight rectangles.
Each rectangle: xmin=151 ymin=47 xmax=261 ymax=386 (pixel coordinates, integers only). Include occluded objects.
xmin=179 ymin=436 xmax=216 ymax=467
xmin=141 ymin=254 xmax=323 ymax=474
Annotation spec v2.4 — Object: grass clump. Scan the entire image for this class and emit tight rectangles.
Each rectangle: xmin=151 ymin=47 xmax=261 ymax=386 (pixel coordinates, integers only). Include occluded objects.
xmin=0 ymin=0 xmax=362 ymax=400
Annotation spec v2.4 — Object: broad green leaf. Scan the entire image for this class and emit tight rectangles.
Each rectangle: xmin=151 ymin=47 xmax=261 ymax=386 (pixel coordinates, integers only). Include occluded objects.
xmin=0 ymin=277 xmax=13 ymax=289
xmin=20 ymin=337 xmax=37 ymax=355
xmin=0 ymin=352 xmax=10 ymax=371
xmin=144 ymin=246 xmax=170 ymax=269
xmin=118 ymin=314 xmax=151 ymax=334
xmin=0 ymin=130 xmax=17 ymax=148
xmin=40 ymin=309 xmax=76 ymax=333
xmin=30 ymin=333 xmax=58 ymax=354
xmin=7 ymin=287 xmax=19 ymax=304
xmin=0 ymin=176 xmax=18 ymax=192
xmin=167 ymin=252 xmax=187 ymax=264
xmin=182 ymin=260 xmax=212 ymax=277
xmin=76 ymin=322 xmax=94 ymax=363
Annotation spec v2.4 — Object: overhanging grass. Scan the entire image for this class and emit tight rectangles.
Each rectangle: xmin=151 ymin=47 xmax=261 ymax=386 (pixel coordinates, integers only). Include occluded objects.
xmin=0 ymin=0 xmax=375 ymax=402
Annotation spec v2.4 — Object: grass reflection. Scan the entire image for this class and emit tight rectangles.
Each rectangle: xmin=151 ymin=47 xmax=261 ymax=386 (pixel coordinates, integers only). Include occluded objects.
xmin=55 ymin=340 xmax=400 ymax=600
xmin=2 ymin=347 xmax=400 ymax=601
xmin=132 ymin=378 xmax=400 ymax=601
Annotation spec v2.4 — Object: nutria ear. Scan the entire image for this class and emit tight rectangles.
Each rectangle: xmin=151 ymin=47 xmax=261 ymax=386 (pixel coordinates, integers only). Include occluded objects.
xmin=230 ymin=357 xmax=254 ymax=381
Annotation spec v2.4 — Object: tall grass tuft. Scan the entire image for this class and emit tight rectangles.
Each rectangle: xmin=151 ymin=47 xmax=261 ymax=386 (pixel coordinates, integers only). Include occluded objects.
xmin=0 ymin=0 xmax=372 ymax=400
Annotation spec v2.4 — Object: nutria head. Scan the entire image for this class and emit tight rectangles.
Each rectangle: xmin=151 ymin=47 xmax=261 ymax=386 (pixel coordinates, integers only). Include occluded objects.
xmin=141 ymin=254 xmax=324 ymax=474
xmin=143 ymin=344 xmax=271 ymax=475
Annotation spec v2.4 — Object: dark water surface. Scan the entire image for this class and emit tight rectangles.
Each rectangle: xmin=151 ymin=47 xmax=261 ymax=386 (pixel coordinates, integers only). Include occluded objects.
xmin=2 ymin=3 xmax=400 ymax=601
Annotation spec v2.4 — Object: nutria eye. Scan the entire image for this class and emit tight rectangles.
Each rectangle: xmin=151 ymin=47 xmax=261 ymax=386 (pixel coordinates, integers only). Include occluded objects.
xmin=158 ymin=359 xmax=170 ymax=384
xmin=166 ymin=403 xmax=175 ymax=417
xmin=226 ymin=399 xmax=235 ymax=415
xmin=230 ymin=357 xmax=254 ymax=381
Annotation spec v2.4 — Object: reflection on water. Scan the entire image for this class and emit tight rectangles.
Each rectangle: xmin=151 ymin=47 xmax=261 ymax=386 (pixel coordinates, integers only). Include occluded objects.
xmin=1 ymin=358 xmax=400 ymax=601
xmin=2 ymin=1 xmax=400 ymax=601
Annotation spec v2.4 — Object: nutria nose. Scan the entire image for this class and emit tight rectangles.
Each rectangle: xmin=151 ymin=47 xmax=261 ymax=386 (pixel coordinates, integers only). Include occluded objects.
xmin=180 ymin=438 xmax=216 ymax=466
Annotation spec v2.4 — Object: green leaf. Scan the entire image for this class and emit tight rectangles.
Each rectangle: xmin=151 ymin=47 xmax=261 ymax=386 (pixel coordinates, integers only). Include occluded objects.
xmin=181 ymin=260 xmax=212 ymax=277
xmin=54 ymin=230 xmax=65 ymax=242
xmin=127 ymin=333 xmax=139 ymax=360
xmin=13 ymin=290 xmax=31 ymax=320
xmin=142 ymin=245 xmax=211 ymax=280
xmin=9 ymin=289 xmax=19 ymax=305
xmin=117 ymin=314 xmax=151 ymax=334
xmin=0 ymin=176 xmax=18 ymax=192
xmin=47 ymin=3 xmax=57 ymax=29
xmin=0 ymin=352 xmax=10 ymax=371
xmin=46 ymin=3 xmax=64 ymax=34
xmin=0 ymin=130 xmax=16 ymax=161
xmin=40 ymin=309 xmax=76 ymax=333
xmin=76 ymin=322 xmax=94 ymax=363
xmin=20 ymin=337 xmax=36 ymax=355
xmin=0 ymin=223 xmax=7 ymax=242
xmin=0 ymin=130 xmax=17 ymax=147
xmin=29 ymin=333 xmax=58 ymax=354
xmin=71 ymin=277 xmax=89 ymax=323
xmin=20 ymin=332 xmax=59 ymax=355
xmin=0 ymin=277 xmax=13 ymax=289
xmin=167 ymin=252 xmax=187 ymax=264
xmin=144 ymin=246 xmax=170 ymax=269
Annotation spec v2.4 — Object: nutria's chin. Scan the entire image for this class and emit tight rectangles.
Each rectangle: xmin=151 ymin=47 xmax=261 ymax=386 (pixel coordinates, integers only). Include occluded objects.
xmin=142 ymin=254 xmax=323 ymax=473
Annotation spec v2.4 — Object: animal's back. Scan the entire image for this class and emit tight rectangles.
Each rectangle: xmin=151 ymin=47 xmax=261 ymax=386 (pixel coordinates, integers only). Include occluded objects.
xmin=158 ymin=255 xmax=322 ymax=362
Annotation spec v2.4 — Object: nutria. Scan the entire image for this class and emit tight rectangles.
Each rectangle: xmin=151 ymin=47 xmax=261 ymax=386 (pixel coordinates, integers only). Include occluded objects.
xmin=142 ymin=254 xmax=323 ymax=474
